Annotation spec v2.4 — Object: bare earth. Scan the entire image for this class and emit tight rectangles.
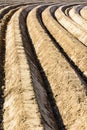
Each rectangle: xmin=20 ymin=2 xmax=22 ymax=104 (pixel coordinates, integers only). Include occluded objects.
xmin=0 ymin=0 xmax=87 ymax=130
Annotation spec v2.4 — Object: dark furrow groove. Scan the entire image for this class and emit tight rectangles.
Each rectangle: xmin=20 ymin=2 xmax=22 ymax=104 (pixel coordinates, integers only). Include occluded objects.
xmin=76 ymin=4 xmax=87 ymax=16
xmin=50 ymin=6 xmax=87 ymax=84
xmin=51 ymin=5 xmax=87 ymax=48
xmin=35 ymin=5 xmax=67 ymax=130
xmin=19 ymin=5 xmax=59 ymax=130
xmin=0 ymin=2 xmax=86 ymax=130
xmin=53 ymin=5 xmax=87 ymax=48
xmin=0 ymin=2 xmax=41 ymax=20
xmin=61 ymin=3 xmax=78 ymax=13
xmin=36 ymin=6 xmax=87 ymax=87
xmin=0 ymin=5 xmax=20 ymax=19
xmin=0 ymin=8 xmax=19 ymax=130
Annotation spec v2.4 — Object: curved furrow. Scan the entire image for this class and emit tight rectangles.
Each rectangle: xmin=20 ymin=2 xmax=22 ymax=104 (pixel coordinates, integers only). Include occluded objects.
xmin=61 ymin=4 xmax=87 ymax=42
xmin=0 ymin=3 xmax=38 ymax=20
xmin=27 ymin=5 xmax=87 ymax=130
xmin=50 ymin=3 xmax=78 ymax=14
xmin=75 ymin=4 xmax=86 ymax=17
xmin=0 ymin=5 xmax=21 ymax=20
xmin=0 ymin=6 xmax=10 ymax=14
xmin=65 ymin=7 xmax=72 ymax=16
xmin=42 ymin=6 xmax=87 ymax=80
xmin=64 ymin=4 xmax=79 ymax=16
xmin=19 ymin=5 xmax=58 ymax=130
xmin=55 ymin=5 xmax=87 ymax=46
xmin=4 ymin=4 xmax=58 ymax=130
xmin=0 ymin=5 xmax=7 ymax=9
xmin=68 ymin=5 xmax=87 ymax=32
xmin=0 ymin=6 xmax=20 ymax=130
xmin=4 ymin=6 xmax=43 ymax=130
xmin=60 ymin=3 xmax=80 ymax=15
xmin=80 ymin=6 xmax=87 ymax=20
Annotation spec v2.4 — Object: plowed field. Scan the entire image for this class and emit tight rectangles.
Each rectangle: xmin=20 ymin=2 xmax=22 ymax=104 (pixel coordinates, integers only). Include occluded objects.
xmin=0 ymin=1 xmax=87 ymax=130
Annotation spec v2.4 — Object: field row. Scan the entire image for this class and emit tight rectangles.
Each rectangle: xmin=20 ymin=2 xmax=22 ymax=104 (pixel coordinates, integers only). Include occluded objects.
xmin=0 ymin=2 xmax=87 ymax=130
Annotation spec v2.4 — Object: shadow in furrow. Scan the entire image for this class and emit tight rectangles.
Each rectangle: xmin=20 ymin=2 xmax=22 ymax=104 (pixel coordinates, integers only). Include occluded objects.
xmin=55 ymin=5 xmax=87 ymax=48
xmin=0 ymin=5 xmax=20 ymax=19
xmin=0 ymin=9 xmax=18 ymax=130
xmin=36 ymin=6 xmax=68 ymax=130
xmin=0 ymin=2 xmax=40 ymax=20
xmin=19 ymin=5 xmax=59 ymax=130
xmin=50 ymin=6 xmax=87 ymax=85
xmin=37 ymin=6 xmax=87 ymax=87
xmin=76 ymin=4 xmax=87 ymax=15
xmin=0 ymin=25 xmax=5 ymax=130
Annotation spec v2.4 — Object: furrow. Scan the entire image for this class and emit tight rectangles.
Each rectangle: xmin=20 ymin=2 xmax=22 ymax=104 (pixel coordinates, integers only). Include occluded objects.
xmin=75 ymin=5 xmax=86 ymax=17
xmin=68 ymin=5 xmax=87 ymax=32
xmin=19 ymin=5 xmax=58 ymax=130
xmin=0 ymin=3 xmax=35 ymax=20
xmin=80 ymin=6 xmax=87 ymax=20
xmin=0 ymin=6 xmax=19 ymax=130
xmin=59 ymin=3 xmax=79 ymax=15
xmin=55 ymin=5 xmax=87 ymax=46
xmin=0 ymin=5 xmax=7 ymax=9
xmin=65 ymin=7 xmax=72 ymax=16
xmin=4 ymin=6 xmax=43 ymax=130
xmin=0 ymin=5 xmax=20 ymax=19
xmin=4 ymin=4 xmax=58 ymax=130
xmin=27 ymin=5 xmax=87 ymax=130
xmin=42 ymin=6 xmax=87 ymax=79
